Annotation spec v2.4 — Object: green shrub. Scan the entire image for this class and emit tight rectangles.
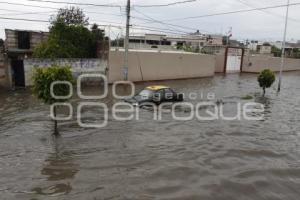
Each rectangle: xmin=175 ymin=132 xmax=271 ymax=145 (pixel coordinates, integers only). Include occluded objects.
xmin=32 ymin=65 xmax=74 ymax=135
xmin=257 ymin=69 xmax=275 ymax=96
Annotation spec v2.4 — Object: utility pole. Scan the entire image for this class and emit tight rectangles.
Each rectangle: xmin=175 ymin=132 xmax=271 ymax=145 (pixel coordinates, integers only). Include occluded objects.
xmin=123 ymin=0 xmax=130 ymax=80
xmin=278 ymin=0 xmax=290 ymax=92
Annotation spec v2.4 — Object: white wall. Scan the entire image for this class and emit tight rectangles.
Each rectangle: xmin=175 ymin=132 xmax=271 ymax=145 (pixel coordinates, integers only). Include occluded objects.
xmin=24 ymin=58 xmax=107 ymax=86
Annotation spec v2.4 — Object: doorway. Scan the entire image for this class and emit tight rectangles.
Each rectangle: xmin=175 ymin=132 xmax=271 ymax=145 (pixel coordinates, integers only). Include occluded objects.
xmin=224 ymin=47 xmax=245 ymax=73
xmin=11 ymin=59 xmax=25 ymax=87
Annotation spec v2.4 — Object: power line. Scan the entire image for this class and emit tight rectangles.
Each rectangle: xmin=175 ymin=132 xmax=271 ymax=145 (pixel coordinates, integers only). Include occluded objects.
xmin=132 ymin=8 xmax=193 ymax=34
xmin=0 ymin=1 xmax=58 ymax=9
xmin=23 ymin=0 xmax=199 ymax=9
xmin=0 ymin=16 xmax=124 ymax=26
xmin=0 ymin=1 xmax=205 ymax=35
xmin=0 ymin=9 xmax=54 ymax=16
xmin=133 ymin=24 xmax=189 ymax=34
xmin=161 ymin=2 xmax=300 ymax=22
xmin=25 ymin=0 xmax=122 ymax=8
xmin=134 ymin=0 xmax=198 ymax=8
xmin=0 ymin=16 xmax=188 ymax=35
xmin=131 ymin=8 xmax=212 ymax=34
xmin=0 ymin=17 xmax=49 ymax=23
xmin=235 ymin=0 xmax=300 ymax=23
xmin=132 ymin=26 xmax=189 ymax=35
xmin=0 ymin=2 xmax=124 ymax=17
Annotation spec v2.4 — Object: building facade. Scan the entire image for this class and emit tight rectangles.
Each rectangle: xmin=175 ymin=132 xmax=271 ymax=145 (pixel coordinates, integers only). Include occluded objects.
xmin=128 ymin=33 xmax=223 ymax=51
xmin=247 ymin=41 xmax=272 ymax=55
xmin=3 ymin=29 xmax=49 ymax=88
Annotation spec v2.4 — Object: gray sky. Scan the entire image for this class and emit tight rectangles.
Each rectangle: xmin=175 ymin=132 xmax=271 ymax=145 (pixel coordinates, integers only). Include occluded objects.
xmin=0 ymin=0 xmax=300 ymax=42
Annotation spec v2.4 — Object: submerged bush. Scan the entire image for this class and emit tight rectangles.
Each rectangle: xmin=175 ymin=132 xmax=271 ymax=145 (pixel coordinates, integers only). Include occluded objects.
xmin=257 ymin=69 xmax=275 ymax=96
xmin=32 ymin=65 xmax=74 ymax=135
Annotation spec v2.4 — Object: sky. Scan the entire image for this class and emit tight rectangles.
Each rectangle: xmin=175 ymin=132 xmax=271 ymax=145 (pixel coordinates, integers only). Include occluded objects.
xmin=0 ymin=0 xmax=300 ymax=42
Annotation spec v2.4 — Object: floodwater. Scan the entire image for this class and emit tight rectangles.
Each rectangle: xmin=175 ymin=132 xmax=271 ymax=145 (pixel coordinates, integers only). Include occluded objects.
xmin=0 ymin=72 xmax=300 ymax=200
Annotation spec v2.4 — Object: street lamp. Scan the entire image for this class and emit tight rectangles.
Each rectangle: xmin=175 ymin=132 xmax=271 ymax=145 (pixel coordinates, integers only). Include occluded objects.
xmin=278 ymin=0 xmax=290 ymax=92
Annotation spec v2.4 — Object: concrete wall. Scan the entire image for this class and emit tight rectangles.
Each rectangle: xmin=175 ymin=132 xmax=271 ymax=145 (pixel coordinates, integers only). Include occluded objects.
xmin=215 ymin=54 xmax=225 ymax=73
xmin=108 ymin=50 xmax=215 ymax=83
xmin=242 ymin=55 xmax=300 ymax=73
xmin=24 ymin=59 xmax=108 ymax=86
xmin=0 ymin=53 xmax=4 ymax=78
xmin=0 ymin=53 xmax=5 ymax=87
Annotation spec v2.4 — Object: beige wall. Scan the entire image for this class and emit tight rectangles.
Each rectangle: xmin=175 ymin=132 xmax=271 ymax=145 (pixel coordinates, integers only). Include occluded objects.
xmin=215 ymin=54 xmax=225 ymax=73
xmin=0 ymin=55 xmax=10 ymax=89
xmin=0 ymin=53 xmax=6 ymax=88
xmin=0 ymin=53 xmax=4 ymax=78
xmin=243 ymin=55 xmax=300 ymax=73
xmin=108 ymin=50 xmax=215 ymax=83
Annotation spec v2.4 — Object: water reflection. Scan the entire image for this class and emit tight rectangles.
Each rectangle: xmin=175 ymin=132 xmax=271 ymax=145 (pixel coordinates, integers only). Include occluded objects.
xmin=31 ymin=136 xmax=78 ymax=196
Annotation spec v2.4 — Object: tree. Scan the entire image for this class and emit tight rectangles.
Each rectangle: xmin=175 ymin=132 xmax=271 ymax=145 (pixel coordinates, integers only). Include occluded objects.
xmin=33 ymin=24 xmax=96 ymax=58
xmin=33 ymin=7 xmax=103 ymax=58
xmin=91 ymin=23 xmax=105 ymax=41
xmin=32 ymin=66 xmax=74 ymax=135
xmin=271 ymin=45 xmax=281 ymax=57
xmin=111 ymin=37 xmax=124 ymax=47
xmin=50 ymin=6 xmax=89 ymax=26
xmin=257 ymin=69 xmax=275 ymax=96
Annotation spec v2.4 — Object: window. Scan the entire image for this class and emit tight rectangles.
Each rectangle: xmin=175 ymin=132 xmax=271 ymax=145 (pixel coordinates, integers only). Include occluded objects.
xmin=146 ymin=40 xmax=160 ymax=45
xmin=161 ymin=40 xmax=171 ymax=46
xmin=138 ymin=89 xmax=154 ymax=100
xmin=18 ymin=31 xmax=30 ymax=49
xmin=153 ymin=90 xmax=165 ymax=102
xmin=164 ymin=89 xmax=174 ymax=100
xmin=129 ymin=39 xmax=145 ymax=44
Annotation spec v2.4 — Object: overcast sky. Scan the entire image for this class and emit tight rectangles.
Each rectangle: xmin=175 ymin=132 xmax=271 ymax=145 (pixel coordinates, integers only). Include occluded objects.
xmin=0 ymin=0 xmax=300 ymax=42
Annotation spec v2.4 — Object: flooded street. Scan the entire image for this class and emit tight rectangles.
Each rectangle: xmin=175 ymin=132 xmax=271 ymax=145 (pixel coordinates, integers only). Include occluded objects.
xmin=0 ymin=72 xmax=300 ymax=200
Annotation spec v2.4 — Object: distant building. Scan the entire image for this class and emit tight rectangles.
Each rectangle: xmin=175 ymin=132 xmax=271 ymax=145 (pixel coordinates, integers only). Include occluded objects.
xmin=247 ymin=41 xmax=271 ymax=54
xmin=228 ymin=39 xmax=245 ymax=48
xmin=128 ymin=33 xmax=223 ymax=51
xmin=248 ymin=40 xmax=259 ymax=51
xmin=268 ymin=41 xmax=300 ymax=58
xmin=201 ymin=45 xmax=225 ymax=55
xmin=3 ymin=29 xmax=49 ymax=88
xmin=257 ymin=42 xmax=272 ymax=54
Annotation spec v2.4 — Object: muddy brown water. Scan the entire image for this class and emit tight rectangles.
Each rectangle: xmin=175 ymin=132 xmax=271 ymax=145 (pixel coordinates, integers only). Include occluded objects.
xmin=0 ymin=73 xmax=300 ymax=200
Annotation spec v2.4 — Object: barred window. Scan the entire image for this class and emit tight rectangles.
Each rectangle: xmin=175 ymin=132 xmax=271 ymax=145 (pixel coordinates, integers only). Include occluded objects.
xmin=18 ymin=31 xmax=30 ymax=49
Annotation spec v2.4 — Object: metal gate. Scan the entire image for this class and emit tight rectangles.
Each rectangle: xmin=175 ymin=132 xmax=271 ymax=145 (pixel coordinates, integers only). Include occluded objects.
xmin=224 ymin=46 xmax=245 ymax=73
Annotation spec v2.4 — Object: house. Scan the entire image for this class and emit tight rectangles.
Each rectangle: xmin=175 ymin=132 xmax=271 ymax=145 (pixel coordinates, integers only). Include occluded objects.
xmin=268 ymin=41 xmax=300 ymax=58
xmin=4 ymin=29 xmax=49 ymax=88
xmin=257 ymin=42 xmax=272 ymax=54
xmin=247 ymin=41 xmax=272 ymax=55
xmin=248 ymin=40 xmax=259 ymax=51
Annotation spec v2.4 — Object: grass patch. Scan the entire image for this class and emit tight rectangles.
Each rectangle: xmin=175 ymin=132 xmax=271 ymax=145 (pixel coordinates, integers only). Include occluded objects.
xmin=241 ymin=95 xmax=253 ymax=100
